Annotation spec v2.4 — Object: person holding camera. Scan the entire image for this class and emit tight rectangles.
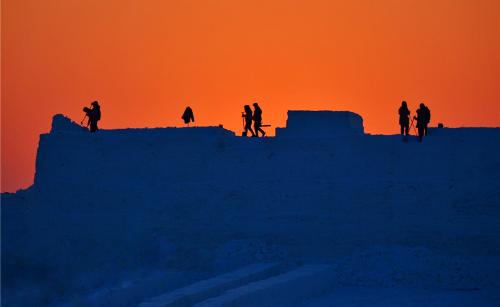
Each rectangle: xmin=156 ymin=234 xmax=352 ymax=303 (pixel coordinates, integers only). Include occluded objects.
xmin=82 ymin=101 xmax=101 ymax=132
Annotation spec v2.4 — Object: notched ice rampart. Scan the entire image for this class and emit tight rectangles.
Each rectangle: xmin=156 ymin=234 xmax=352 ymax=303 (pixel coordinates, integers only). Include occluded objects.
xmin=2 ymin=111 xmax=500 ymax=305
xmin=11 ymin=111 xmax=500 ymax=258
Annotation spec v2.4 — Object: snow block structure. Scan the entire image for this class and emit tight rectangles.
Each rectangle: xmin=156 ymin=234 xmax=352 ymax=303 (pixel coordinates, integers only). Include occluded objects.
xmin=2 ymin=111 xmax=500 ymax=306
xmin=275 ymin=111 xmax=364 ymax=138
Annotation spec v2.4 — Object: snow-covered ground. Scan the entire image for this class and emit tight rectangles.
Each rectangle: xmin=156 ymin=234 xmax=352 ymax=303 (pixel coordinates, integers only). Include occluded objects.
xmin=2 ymin=112 xmax=499 ymax=306
xmin=297 ymin=286 xmax=500 ymax=307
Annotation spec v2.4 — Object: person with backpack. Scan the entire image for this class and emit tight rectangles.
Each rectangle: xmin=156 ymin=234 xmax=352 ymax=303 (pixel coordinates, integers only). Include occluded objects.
xmin=414 ymin=103 xmax=427 ymax=142
xmin=252 ymin=102 xmax=266 ymax=137
xmin=181 ymin=106 xmax=195 ymax=126
xmin=83 ymin=101 xmax=101 ymax=132
xmin=242 ymin=105 xmax=255 ymax=137
xmin=423 ymin=104 xmax=431 ymax=136
xmin=398 ymin=100 xmax=411 ymax=136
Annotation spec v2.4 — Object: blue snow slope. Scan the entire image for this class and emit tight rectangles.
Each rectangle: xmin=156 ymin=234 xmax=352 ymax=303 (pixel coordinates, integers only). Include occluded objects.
xmin=2 ymin=112 xmax=499 ymax=306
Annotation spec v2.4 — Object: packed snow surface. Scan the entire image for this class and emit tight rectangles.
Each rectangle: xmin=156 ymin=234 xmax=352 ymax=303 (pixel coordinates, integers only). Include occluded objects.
xmin=2 ymin=112 xmax=499 ymax=306
xmin=297 ymin=286 xmax=500 ymax=307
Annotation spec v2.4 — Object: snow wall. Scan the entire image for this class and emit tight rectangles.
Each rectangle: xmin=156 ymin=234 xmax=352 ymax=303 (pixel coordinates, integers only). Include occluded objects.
xmin=276 ymin=110 xmax=364 ymax=137
xmin=2 ymin=111 xmax=500 ymax=304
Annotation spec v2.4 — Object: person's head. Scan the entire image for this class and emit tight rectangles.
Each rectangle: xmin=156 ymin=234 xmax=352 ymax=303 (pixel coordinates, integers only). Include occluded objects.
xmin=420 ymin=103 xmax=425 ymax=108
xmin=253 ymin=102 xmax=259 ymax=107
xmin=91 ymin=101 xmax=99 ymax=107
xmin=244 ymin=105 xmax=251 ymax=112
xmin=402 ymin=101 xmax=407 ymax=107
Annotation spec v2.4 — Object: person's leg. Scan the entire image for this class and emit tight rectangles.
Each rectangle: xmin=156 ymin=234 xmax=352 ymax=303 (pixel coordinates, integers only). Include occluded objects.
xmin=254 ymin=122 xmax=259 ymax=137
xmin=418 ymin=127 xmax=423 ymax=142
xmin=256 ymin=122 xmax=265 ymax=137
xmin=248 ymin=124 xmax=255 ymax=136
xmin=400 ymin=125 xmax=404 ymax=135
xmin=245 ymin=122 xmax=254 ymax=136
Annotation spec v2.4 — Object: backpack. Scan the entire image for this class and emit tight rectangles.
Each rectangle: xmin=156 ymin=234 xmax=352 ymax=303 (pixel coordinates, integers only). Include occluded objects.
xmin=94 ymin=107 xmax=101 ymax=121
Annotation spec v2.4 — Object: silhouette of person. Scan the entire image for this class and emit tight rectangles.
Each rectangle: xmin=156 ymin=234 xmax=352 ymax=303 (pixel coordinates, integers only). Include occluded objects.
xmin=423 ymin=104 xmax=431 ymax=136
xmin=242 ymin=105 xmax=255 ymax=137
xmin=398 ymin=100 xmax=410 ymax=135
xmin=182 ymin=106 xmax=195 ymax=125
xmin=83 ymin=101 xmax=101 ymax=132
xmin=252 ymin=102 xmax=265 ymax=137
xmin=414 ymin=103 xmax=427 ymax=142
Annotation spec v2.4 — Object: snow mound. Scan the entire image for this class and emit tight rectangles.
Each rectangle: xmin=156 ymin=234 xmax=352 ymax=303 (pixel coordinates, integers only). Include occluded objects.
xmin=51 ymin=114 xmax=86 ymax=133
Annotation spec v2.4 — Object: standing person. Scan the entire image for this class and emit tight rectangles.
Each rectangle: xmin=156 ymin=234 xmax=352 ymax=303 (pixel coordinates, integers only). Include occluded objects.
xmin=83 ymin=101 xmax=101 ymax=132
xmin=242 ymin=105 xmax=255 ymax=137
xmin=252 ymin=102 xmax=266 ymax=137
xmin=423 ymin=104 xmax=431 ymax=136
xmin=398 ymin=100 xmax=410 ymax=136
xmin=182 ymin=106 xmax=195 ymax=126
xmin=414 ymin=103 xmax=427 ymax=142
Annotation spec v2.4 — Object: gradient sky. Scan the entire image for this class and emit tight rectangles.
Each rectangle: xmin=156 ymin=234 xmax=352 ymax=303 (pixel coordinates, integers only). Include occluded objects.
xmin=2 ymin=0 xmax=499 ymax=192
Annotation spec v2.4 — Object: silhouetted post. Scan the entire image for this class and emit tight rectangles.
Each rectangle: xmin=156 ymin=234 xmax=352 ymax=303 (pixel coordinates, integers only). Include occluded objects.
xmin=410 ymin=117 xmax=417 ymax=136
xmin=182 ymin=106 xmax=195 ymax=126
xmin=80 ymin=113 xmax=88 ymax=126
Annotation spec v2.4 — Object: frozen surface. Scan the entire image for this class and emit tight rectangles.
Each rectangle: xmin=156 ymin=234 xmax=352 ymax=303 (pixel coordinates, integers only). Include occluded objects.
xmin=296 ymin=286 xmax=500 ymax=307
xmin=194 ymin=265 xmax=335 ymax=307
xmin=141 ymin=263 xmax=280 ymax=307
xmin=2 ymin=112 xmax=499 ymax=306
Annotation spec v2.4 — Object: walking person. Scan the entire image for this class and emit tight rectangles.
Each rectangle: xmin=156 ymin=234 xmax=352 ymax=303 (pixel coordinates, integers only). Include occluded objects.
xmin=398 ymin=100 xmax=410 ymax=136
xmin=242 ymin=105 xmax=255 ymax=137
xmin=252 ymin=102 xmax=266 ymax=137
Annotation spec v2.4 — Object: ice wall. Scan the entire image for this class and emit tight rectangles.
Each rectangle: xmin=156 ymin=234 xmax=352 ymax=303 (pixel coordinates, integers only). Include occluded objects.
xmin=2 ymin=112 xmax=500 ymax=305
xmin=275 ymin=111 xmax=364 ymax=138
xmin=35 ymin=115 xmax=235 ymax=191
xmin=19 ymin=113 xmax=500 ymax=256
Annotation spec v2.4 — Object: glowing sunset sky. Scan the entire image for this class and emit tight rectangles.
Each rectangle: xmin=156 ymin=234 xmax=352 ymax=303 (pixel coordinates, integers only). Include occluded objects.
xmin=1 ymin=0 xmax=499 ymax=192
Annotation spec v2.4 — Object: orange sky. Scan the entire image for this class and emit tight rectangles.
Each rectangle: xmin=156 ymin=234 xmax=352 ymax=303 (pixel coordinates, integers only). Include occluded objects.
xmin=1 ymin=0 xmax=499 ymax=192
